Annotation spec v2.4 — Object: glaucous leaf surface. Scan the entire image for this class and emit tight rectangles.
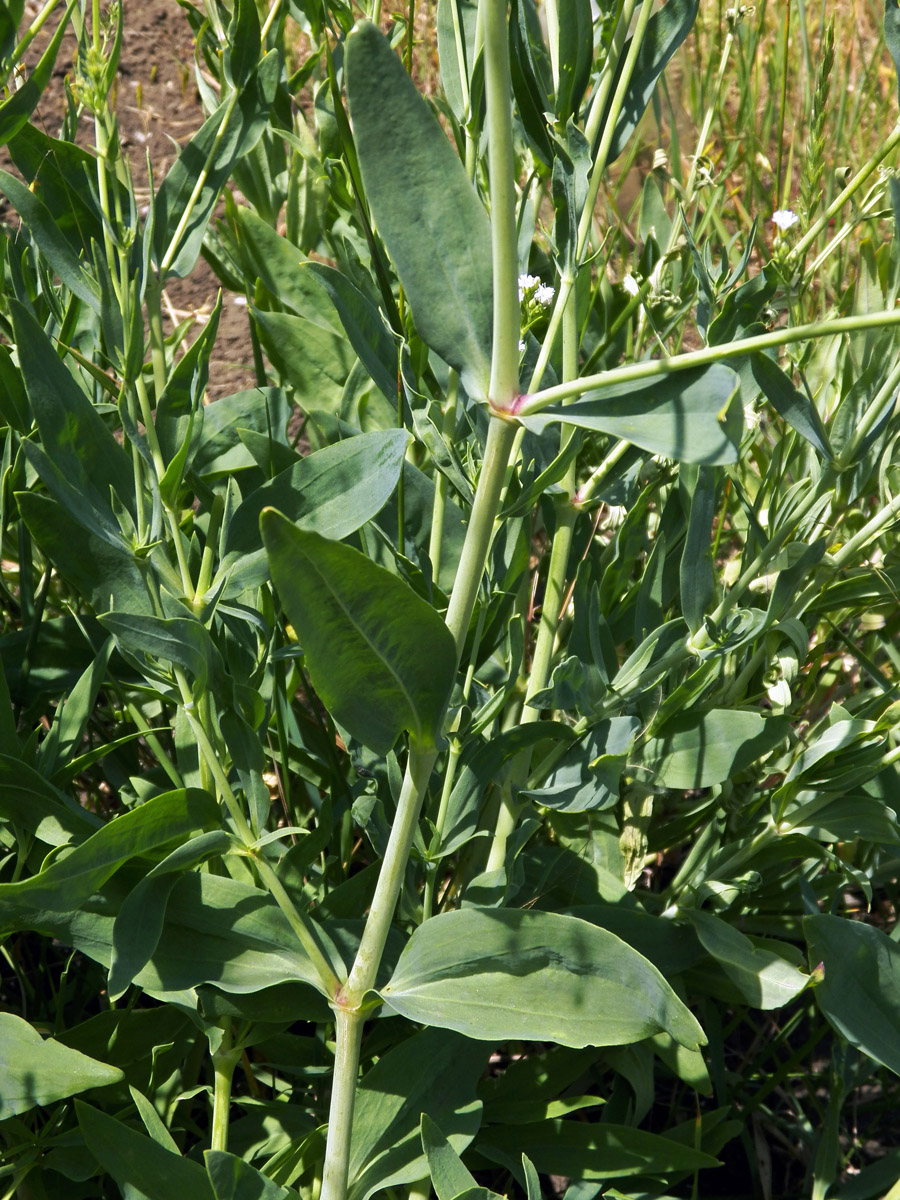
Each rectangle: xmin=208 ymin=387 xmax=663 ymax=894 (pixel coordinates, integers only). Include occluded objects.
xmin=380 ymin=908 xmax=706 ymax=1050
xmin=261 ymin=513 xmax=457 ymax=752
xmin=0 ymin=1014 xmax=124 ymax=1117
xmin=346 ymin=20 xmax=493 ymax=399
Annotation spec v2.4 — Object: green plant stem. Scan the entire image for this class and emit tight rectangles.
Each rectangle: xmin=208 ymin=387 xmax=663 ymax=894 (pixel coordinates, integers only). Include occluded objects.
xmin=253 ymin=854 xmax=344 ymax=997
xmin=520 ymin=308 xmax=900 ymax=413
xmin=10 ymin=0 xmax=63 ymax=62
xmin=320 ymin=3 xmax=523 ymax=1195
xmin=428 ymin=370 xmax=459 ymax=580
xmin=792 ymin=122 xmax=900 ymax=260
xmin=321 ymin=1011 xmax=366 ymax=1200
xmin=159 ymin=87 xmax=240 ymax=276
xmin=422 ymin=736 xmax=463 ymax=920
xmin=210 ymin=1024 xmax=241 ymax=1152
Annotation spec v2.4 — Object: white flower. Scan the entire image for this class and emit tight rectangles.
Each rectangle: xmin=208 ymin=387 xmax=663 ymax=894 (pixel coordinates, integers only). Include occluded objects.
xmin=534 ymin=282 xmax=555 ymax=307
xmin=518 ymin=339 xmax=526 ymax=352
xmin=518 ymin=273 xmax=539 ymax=301
xmin=771 ymin=209 xmax=799 ymax=232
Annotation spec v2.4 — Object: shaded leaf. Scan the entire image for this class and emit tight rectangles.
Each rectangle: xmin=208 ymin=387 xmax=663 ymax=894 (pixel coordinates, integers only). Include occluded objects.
xmin=0 ymin=1014 xmax=123 ymax=1118
xmin=634 ymin=709 xmax=788 ymax=789
xmin=689 ymin=910 xmax=810 ymax=1009
xmin=261 ymin=514 xmax=456 ymax=752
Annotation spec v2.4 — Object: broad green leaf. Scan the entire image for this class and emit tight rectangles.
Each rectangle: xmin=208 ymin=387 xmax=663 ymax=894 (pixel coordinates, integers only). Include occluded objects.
xmin=0 ymin=168 xmax=100 ymax=308
xmin=206 ymin=1150 xmax=298 ymax=1200
xmin=0 ymin=1014 xmax=123 ymax=1117
xmin=153 ymin=52 xmax=280 ymax=277
xmin=0 ymin=753 xmax=101 ymax=846
xmin=750 ymin=353 xmax=832 ymax=459
xmin=77 ymin=1102 xmax=214 ymax=1199
xmin=261 ymin=513 xmax=456 ymax=752
xmin=607 ymin=0 xmax=699 ymax=163
xmin=109 ymin=829 xmax=234 ymax=999
xmin=223 ymin=0 xmax=261 ymax=87
xmin=11 ymin=299 xmax=134 ymax=520
xmin=305 ymin=262 xmax=399 ymax=404
xmin=555 ymin=0 xmax=592 ymax=120
xmin=99 ymin=613 xmax=223 ymax=694
xmin=689 ymin=910 xmax=810 ymax=1009
xmin=17 ymin=492 xmax=153 ymax=616
xmin=522 ymin=365 xmax=742 ymax=465
xmin=346 ymin=21 xmax=493 ymax=399
xmin=191 ymin=386 xmax=292 ymax=480
xmin=349 ymin=1028 xmax=488 ymax=1200
xmin=0 ymin=788 xmax=219 ymax=914
xmin=476 ymin=1118 xmax=719 ymax=1179
xmin=634 ymin=709 xmax=788 ymax=789
xmin=680 ymin=466 xmax=717 ymax=634
xmin=421 ymin=1114 xmax=480 ymax=1200
xmin=253 ymin=307 xmax=355 ymax=411
xmin=804 ymin=914 xmax=900 ymax=1076
xmin=223 ymin=428 xmax=409 ymax=592
xmin=380 ymin=908 xmax=706 ymax=1050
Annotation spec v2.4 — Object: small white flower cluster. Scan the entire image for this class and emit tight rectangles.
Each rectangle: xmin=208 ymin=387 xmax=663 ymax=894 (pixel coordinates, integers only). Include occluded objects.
xmin=771 ymin=209 xmax=799 ymax=232
xmin=518 ymin=273 xmax=555 ymax=308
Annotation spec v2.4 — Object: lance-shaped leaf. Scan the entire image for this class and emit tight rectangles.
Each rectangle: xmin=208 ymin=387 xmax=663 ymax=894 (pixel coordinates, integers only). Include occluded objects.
xmin=261 ymin=512 xmax=456 ymax=753
xmin=380 ymin=908 xmax=706 ymax=1050
xmin=346 ymin=20 xmax=493 ymax=400
xmin=0 ymin=1014 xmax=123 ymax=1117
xmin=521 ymin=365 xmax=742 ymax=465
xmin=804 ymin=914 xmax=900 ymax=1076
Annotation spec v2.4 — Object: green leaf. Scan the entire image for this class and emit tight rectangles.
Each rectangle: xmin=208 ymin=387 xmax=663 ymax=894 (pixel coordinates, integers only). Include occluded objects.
xmin=680 ymin=466 xmax=717 ymax=634
xmin=0 ymin=168 xmax=100 ymax=308
xmin=555 ymin=0 xmax=592 ymax=121
xmin=223 ymin=0 xmax=261 ymax=88
xmin=421 ymin=1114 xmax=480 ymax=1200
xmin=346 ymin=21 xmax=493 ymax=399
xmin=634 ymin=709 xmax=788 ymax=789
xmin=607 ymin=0 xmax=699 ymax=163
xmin=206 ymin=1150 xmax=298 ymax=1200
xmin=887 ymin=0 xmax=900 ymax=103
xmin=153 ymin=52 xmax=280 ymax=277
xmin=191 ymin=386 xmax=292 ymax=480
xmin=0 ymin=757 xmax=93 ymax=850
xmin=689 ymin=910 xmax=810 ymax=1009
xmin=99 ymin=613 xmax=223 ymax=694
xmin=804 ymin=914 xmax=900 ymax=1076
xmin=522 ymin=365 xmax=742 ymax=465
xmin=0 ymin=1014 xmax=123 ymax=1117
xmin=261 ymin=514 xmax=456 ymax=753
xmin=0 ymin=0 xmax=76 ymax=146
xmin=77 ymin=1102 xmax=214 ymax=1199
xmin=349 ymin=1028 xmax=487 ymax=1200
xmin=253 ymin=307 xmax=356 ymax=411
xmin=380 ymin=908 xmax=706 ymax=1050
xmin=223 ymin=428 xmax=409 ymax=592
xmin=0 ymin=788 xmax=218 ymax=914
xmin=436 ymin=0 xmax=479 ymax=123
xmin=750 ymin=353 xmax=833 ymax=459
xmin=109 ymin=829 xmax=234 ymax=1000
xmin=11 ymin=299 xmax=134 ymax=521
xmin=476 ymin=1118 xmax=719 ymax=1179
xmin=17 ymin=492 xmax=153 ymax=616
xmin=305 ymin=262 xmax=399 ymax=405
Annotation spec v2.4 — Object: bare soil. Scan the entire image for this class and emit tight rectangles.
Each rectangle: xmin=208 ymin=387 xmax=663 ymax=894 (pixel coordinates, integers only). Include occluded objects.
xmin=5 ymin=0 xmax=257 ymax=399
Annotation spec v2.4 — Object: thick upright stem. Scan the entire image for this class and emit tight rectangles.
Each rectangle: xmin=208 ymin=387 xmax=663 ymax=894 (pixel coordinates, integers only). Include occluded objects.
xmin=320 ymin=1011 xmax=366 ymax=1200
xmin=210 ymin=1025 xmax=241 ymax=1152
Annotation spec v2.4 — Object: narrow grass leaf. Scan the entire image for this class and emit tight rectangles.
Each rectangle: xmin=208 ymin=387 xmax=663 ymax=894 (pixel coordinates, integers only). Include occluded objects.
xmin=0 ymin=1015 xmax=122 ymax=1117
xmin=380 ymin=908 xmax=706 ymax=1050
xmin=261 ymin=513 xmax=456 ymax=752
xmin=346 ymin=21 xmax=493 ymax=399
xmin=522 ymin=365 xmax=742 ymax=464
